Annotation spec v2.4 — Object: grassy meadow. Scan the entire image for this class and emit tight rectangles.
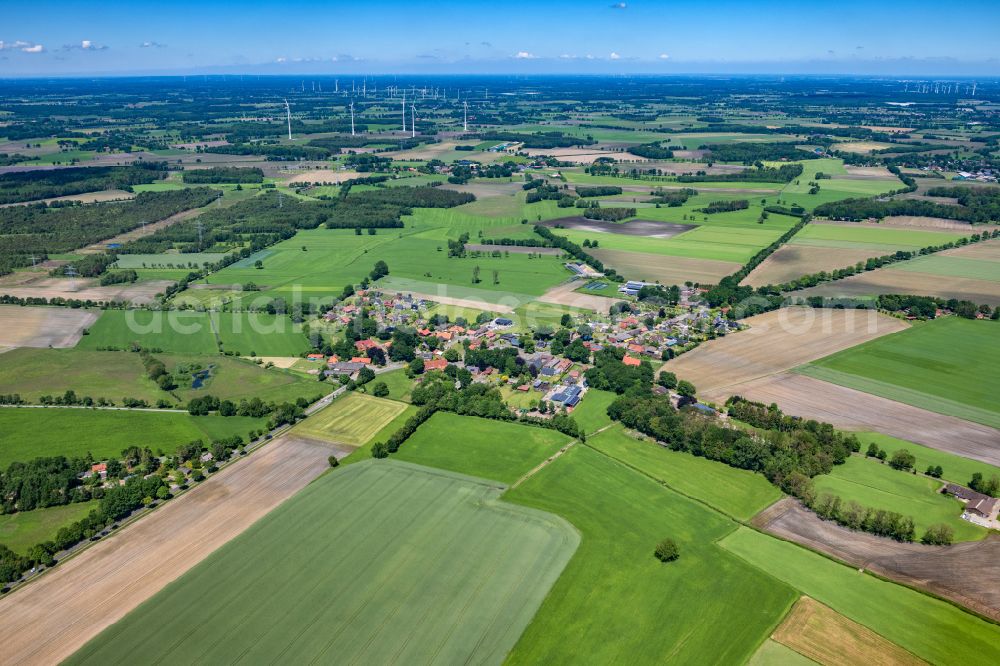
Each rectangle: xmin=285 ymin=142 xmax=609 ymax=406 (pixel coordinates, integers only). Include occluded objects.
xmin=0 ymin=408 xmax=264 ymax=466
xmin=294 ymin=392 xmax=407 ymax=447
xmin=813 ymin=455 xmax=986 ymax=542
xmin=0 ymin=501 xmax=99 ymax=554
xmin=67 ymin=460 xmax=579 ymax=665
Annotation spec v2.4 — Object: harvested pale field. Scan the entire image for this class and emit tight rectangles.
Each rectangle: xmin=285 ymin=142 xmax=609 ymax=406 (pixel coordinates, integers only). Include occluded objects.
xmin=283 ymin=169 xmax=362 ymax=185
xmin=441 ymin=180 xmax=524 ymax=199
xmin=716 ymin=373 xmax=1000 ymax=464
xmin=861 ymin=126 xmax=915 ymax=133
xmin=940 ymin=238 xmax=1000 ymax=260
xmin=385 ymin=290 xmax=514 ymax=313
xmin=0 ymin=277 xmax=174 ymax=305
xmin=591 ymin=248 xmax=739 ymax=285
xmin=537 ymin=280 xmax=618 ymax=314
xmin=387 ymin=140 xmax=465 ymax=160
xmin=798 ymin=269 xmax=1000 ymax=306
xmin=465 ymin=243 xmax=562 ymax=255
xmin=77 ymin=206 xmax=207 ymax=254
xmin=772 ymin=596 xmax=925 ymax=666
xmin=523 ymin=148 xmax=618 ymax=163
xmin=664 ymin=308 xmax=908 ymax=396
xmin=256 ymin=356 xmax=300 ymax=369
xmin=0 ymin=435 xmax=335 ymax=666
xmin=169 ymin=140 xmax=228 ymax=150
xmin=843 ymin=165 xmax=895 ymax=178
xmin=0 ymin=306 xmax=98 ymax=348
xmin=757 ymin=499 xmax=1000 ymax=623
xmin=744 ymin=245 xmax=891 ymax=287
xmin=619 ymin=184 xmax=782 ymax=195
xmin=835 ymin=142 xmax=894 ymax=154
xmin=0 ymin=189 xmax=135 ymax=208
xmin=877 ymin=215 xmax=980 ymax=230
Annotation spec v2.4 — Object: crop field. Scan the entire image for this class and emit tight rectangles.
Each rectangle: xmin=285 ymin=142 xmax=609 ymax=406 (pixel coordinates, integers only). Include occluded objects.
xmin=715 ymin=372 xmax=1000 ymax=466
xmin=771 ymin=597 xmax=924 ymax=666
xmin=369 ymin=368 xmax=416 ymax=402
xmin=0 ymin=435 xmax=334 ymax=665
xmin=0 ymin=306 xmax=99 ymax=349
xmin=68 ymin=460 xmax=579 ymax=666
xmin=798 ymin=318 xmax=1000 ymax=428
xmin=76 ymin=310 xmax=218 ymax=354
xmin=0 ymin=501 xmax=98 ymax=554
xmin=213 ymin=311 xmax=312 ymax=356
xmin=719 ymin=527 xmax=1000 ymax=664
xmin=395 ymin=412 xmax=571 ymax=484
xmin=664 ymin=307 xmax=909 ymax=403
xmin=749 ymin=640 xmax=815 ymax=666
xmin=591 ymin=248 xmax=740 ymax=285
xmin=797 ymin=238 xmax=1000 ymax=306
xmin=0 ymin=408 xmax=264 ymax=465
xmin=112 ymin=252 xmax=230 ymax=269
xmin=505 ymin=445 xmax=797 ymax=664
xmin=294 ymin=392 xmax=407 ymax=447
xmin=744 ymin=222 xmax=966 ymax=287
xmin=757 ymin=498 xmax=1000 ymax=622
xmin=813 ymin=456 xmax=985 ymax=541
xmin=588 ymin=425 xmax=781 ymax=520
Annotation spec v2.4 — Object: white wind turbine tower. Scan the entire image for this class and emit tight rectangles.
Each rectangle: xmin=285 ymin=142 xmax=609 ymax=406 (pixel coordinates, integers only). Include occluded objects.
xmin=463 ymin=101 xmax=468 ymax=132
xmin=401 ymin=94 xmax=407 ymax=133
xmin=284 ymin=99 xmax=292 ymax=140
xmin=411 ymin=104 xmax=416 ymax=138
xmin=350 ymin=101 xmax=356 ymax=136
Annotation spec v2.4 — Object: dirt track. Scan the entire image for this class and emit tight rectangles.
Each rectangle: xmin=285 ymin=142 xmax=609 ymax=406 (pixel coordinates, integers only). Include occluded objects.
xmin=756 ymin=499 xmax=1000 ymax=622
xmin=723 ymin=373 xmax=1000 ymax=463
xmin=664 ymin=308 xmax=908 ymax=396
xmin=0 ymin=435 xmax=334 ymax=665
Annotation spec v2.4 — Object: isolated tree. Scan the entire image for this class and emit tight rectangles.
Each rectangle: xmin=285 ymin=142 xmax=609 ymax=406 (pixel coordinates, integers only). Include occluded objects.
xmin=654 ymin=538 xmax=680 ymax=562
xmin=371 ymin=442 xmax=389 ymax=459
xmin=676 ymin=380 xmax=696 ymax=398
xmin=889 ymin=449 xmax=916 ymax=472
xmin=472 ymin=265 xmax=481 ymax=284
xmin=372 ymin=381 xmax=389 ymax=398
xmin=328 ymin=455 xmax=340 ymax=468
xmin=921 ymin=524 xmax=954 ymax=546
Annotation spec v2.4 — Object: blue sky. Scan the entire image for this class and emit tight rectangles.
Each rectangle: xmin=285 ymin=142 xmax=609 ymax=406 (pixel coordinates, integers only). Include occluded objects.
xmin=1 ymin=0 xmax=998 ymax=76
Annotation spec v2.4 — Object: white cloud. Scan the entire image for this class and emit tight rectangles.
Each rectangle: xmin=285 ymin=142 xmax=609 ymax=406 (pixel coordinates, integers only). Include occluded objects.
xmin=140 ymin=41 xmax=167 ymax=48
xmin=0 ymin=40 xmax=44 ymax=53
xmin=609 ymin=52 xmax=621 ymax=60
xmin=658 ymin=53 xmax=670 ymax=60
xmin=276 ymin=56 xmax=287 ymax=63
xmin=514 ymin=51 xmax=537 ymax=59
xmin=610 ymin=2 xmax=627 ymax=9
xmin=63 ymin=40 xmax=108 ymax=51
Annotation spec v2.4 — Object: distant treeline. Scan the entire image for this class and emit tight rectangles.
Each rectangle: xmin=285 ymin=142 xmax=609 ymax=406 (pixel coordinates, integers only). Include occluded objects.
xmin=583 ymin=207 xmax=635 ymax=221
xmin=575 ymin=185 xmax=622 ymax=197
xmin=629 ymin=142 xmax=675 ymax=159
xmin=701 ymin=142 xmax=819 ymax=164
xmin=181 ymin=166 xmax=264 ymax=184
xmin=0 ymin=188 xmax=219 ymax=276
xmin=698 ymin=200 xmax=749 ymax=214
xmin=815 ymin=186 xmax=1000 ymax=224
xmin=678 ymin=163 xmax=804 ymax=184
xmin=0 ymin=162 xmax=168 ymax=205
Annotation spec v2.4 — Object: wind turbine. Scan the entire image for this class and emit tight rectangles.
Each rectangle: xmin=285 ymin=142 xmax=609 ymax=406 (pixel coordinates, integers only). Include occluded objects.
xmin=463 ymin=101 xmax=468 ymax=132
xmin=350 ymin=101 xmax=356 ymax=136
xmin=411 ymin=104 xmax=416 ymax=138
xmin=284 ymin=99 xmax=292 ymax=140
xmin=401 ymin=94 xmax=407 ymax=133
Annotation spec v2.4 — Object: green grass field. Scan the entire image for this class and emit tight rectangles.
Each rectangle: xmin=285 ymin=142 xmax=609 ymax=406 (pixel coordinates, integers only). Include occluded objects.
xmin=369 ymin=368 xmax=416 ymax=402
xmin=68 ymin=460 xmax=579 ymax=666
xmin=294 ymin=391 xmax=407 ymax=447
xmin=394 ymin=412 xmax=571 ymax=484
xmin=0 ymin=501 xmax=99 ymax=554
xmin=504 ymin=445 xmax=797 ymax=663
xmin=791 ymin=223 xmax=964 ymax=252
xmin=748 ymin=640 xmax=816 ymax=666
xmin=567 ymin=389 xmax=616 ymax=435
xmin=588 ymin=425 xmax=782 ymax=521
xmin=894 ymin=254 xmax=1000 ymax=282
xmin=0 ymin=408 xmax=264 ymax=466
xmin=813 ymin=455 xmax=986 ymax=542
xmin=213 ymin=312 xmax=312 ymax=356
xmin=856 ymin=432 xmax=1000 ymax=486
xmin=720 ymin=527 xmax=1000 ymax=665
xmin=0 ymin=349 xmax=322 ymax=407
xmin=797 ymin=318 xmax=1000 ymax=428
xmin=77 ymin=310 xmax=218 ymax=354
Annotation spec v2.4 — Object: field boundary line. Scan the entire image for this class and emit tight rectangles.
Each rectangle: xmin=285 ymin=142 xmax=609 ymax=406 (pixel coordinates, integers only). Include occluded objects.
xmin=510 ymin=440 xmax=577 ymax=489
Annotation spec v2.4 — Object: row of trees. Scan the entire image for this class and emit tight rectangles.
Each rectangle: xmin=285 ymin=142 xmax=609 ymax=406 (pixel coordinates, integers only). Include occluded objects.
xmin=0 ymin=162 xmax=168 ymax=205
